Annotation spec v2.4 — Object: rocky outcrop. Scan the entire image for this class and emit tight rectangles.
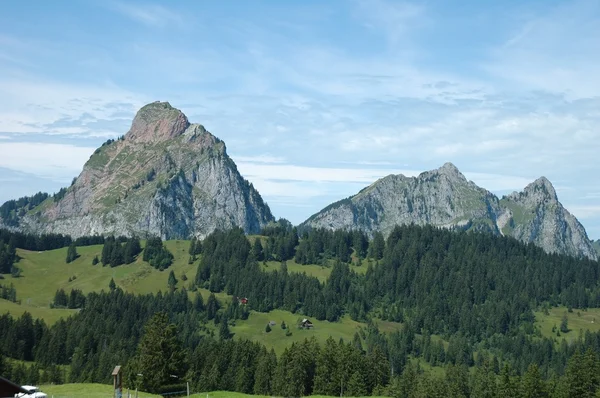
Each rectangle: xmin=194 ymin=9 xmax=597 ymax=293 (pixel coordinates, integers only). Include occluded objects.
xmin=10 ymin=102 xmax=274 ymax=239
xmin=593 ymin=240 xmax=600 ymax=256
xmin=302 ymin=163 xmax=598 ymax=260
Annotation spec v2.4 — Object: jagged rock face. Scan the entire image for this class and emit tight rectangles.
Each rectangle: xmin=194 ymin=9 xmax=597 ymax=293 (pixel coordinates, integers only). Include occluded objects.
xmin=302 ymin=163 xmax=598 ymax=261
xmin=16 ymin=102 xmax=274 ymax=239
xmin=593 ymin=240 xmax=600 ymax=256
xmin=500 ymin=178 xmax=597 ymax=260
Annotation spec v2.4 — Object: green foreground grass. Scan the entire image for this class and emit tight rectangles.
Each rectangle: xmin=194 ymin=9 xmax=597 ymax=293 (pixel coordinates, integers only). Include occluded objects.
xmin=41 ymin=383 xmax=160 ymax=397
xmin=40 ymin=383 xmax=386 ymax=397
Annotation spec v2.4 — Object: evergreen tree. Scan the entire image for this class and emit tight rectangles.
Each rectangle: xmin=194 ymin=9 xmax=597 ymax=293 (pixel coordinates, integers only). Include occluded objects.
xmin=347 ymin=370 xmax=367 ymax=396
xmin=564 ymin=349 xmax=599 ymax=398
xmin=254 ymin=349 xmax=276 ymax=395
xmin=560 ymin=313 xmax=570 ymax=333
xmin=109 ymin=278 xmax=116 ymax=291
xmin=251 ymin=238 xmax=264 ymax=261
xmin=521 ymin=364 xmax=547 ymax=398
xmin=129 ymin=312 xmax=187 ymax=393
xmin=498 ymin=364 xmax=519 ymax=398
xmin=92 ymin=255 xmax=99 ymax=265
xmin=206 ymin=293 xmax=218 ymax=320
xmin=219 ymin=317 xmax=231 ymax=340
xmin=168 ymin=270 xmax=178 ymax=291
xmin=471 ymin=360 xmax=497 ymax=398
xmin=65 ymin=243 xmax=78 ymax=263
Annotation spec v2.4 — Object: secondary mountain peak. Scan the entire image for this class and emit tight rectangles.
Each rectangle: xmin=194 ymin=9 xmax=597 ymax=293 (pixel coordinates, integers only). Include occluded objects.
xmin=125 ymin=101 xmax=190 ymax=143
xmin=301 ymin=163 xmax=597 ymax=260
xmin=522 ymin=176 xmax=558 ymax=202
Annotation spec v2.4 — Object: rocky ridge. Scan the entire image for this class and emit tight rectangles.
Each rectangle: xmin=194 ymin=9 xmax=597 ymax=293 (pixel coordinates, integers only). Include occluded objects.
xmin=8 ymin=102 xmax=274 ymax=239
xmin=593 ymin=240 xmax=600 ymax=257
xmin=302 ymin=163 xmax=598 ymax=260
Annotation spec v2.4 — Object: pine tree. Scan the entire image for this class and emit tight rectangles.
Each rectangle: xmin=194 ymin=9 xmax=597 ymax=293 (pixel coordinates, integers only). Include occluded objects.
xmin=219 ymin=316 xmax=231 ymax=340
xmin=471 ymin=360 xmax=497 ymax=398
xmin=130 ymin=312 xmax=187 ymax=393
xmin=521 ymin=364 xmax=547 ymax=398
xmin=168 ymin=270 xmax=178 ymax=291
xmin=251 ymin=238 xmax=264 ymax=261
xmin=498 ymin=364 xmax=519 ymax=398
xmin=92 ymin=255 xmax=99 ymax=265
xmin=560 ymin=313 xmax=569 ymax=333
xmin=109 ymin=278 xmax=116 ymax=291
xmin=347 ymin=370 xmax=367 ymax=397
xmin=66 ymin=243 xmax=78 ymax=263
xmin=254 ymin=349 xmax=276 ymax=395
xmin=206 ymin=293 xmax=218 ymax=320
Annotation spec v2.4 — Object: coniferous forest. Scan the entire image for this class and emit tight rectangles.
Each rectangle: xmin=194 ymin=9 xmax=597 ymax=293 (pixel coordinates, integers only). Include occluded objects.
xmin=1 ymin=224 xmax=600 ymax=396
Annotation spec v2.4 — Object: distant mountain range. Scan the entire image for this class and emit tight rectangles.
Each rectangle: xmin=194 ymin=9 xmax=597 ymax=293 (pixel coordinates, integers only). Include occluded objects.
xmin=0 ymin=102 xmax=597 ymax=261
xmin=301 ymin=163 xmax=598 ymax=261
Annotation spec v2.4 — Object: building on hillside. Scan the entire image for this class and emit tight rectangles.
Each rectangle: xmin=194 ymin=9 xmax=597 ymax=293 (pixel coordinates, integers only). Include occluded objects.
xmin=300 ymin=318 xmax=314 ymax=329
xmin=0 ymin=376 xmax=28 ymax=398
xmin=237 ymin=297 xmax=248 ymax=305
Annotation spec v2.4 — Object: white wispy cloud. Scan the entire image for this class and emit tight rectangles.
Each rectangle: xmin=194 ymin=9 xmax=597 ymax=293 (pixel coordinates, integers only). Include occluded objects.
xmin=0 ymin=77 xmax=143 ymax=136
xmin=110 ymin=2 xmax=185 ymax=27
xmin=0 ymin=142 xmax=96 ymax=181
xmin=568 ymin=206 xmax=600 ymax=220
xmin=485 ymin=0 xmax=600 ymax=99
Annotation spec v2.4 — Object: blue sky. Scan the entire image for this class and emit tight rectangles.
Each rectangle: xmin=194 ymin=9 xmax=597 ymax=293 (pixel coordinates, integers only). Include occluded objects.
xmin=1 ymin=0 xmax=600 ymax=239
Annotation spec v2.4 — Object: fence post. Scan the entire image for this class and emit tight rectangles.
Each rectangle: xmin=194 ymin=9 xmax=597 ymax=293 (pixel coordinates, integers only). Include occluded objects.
xmin=187 ymin=382 xmax=190 ymax=397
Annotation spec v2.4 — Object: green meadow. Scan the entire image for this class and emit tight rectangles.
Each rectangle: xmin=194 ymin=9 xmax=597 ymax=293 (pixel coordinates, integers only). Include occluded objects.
xmin=534 ymin=306 xmax=600 ymax=343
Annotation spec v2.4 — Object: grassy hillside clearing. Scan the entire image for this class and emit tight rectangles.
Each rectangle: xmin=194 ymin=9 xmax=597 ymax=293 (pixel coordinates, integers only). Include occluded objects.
xmin=534 ymin=306 xmax=600 ymax=343
xmin=0 ymin=238 xmax=351 ymax=324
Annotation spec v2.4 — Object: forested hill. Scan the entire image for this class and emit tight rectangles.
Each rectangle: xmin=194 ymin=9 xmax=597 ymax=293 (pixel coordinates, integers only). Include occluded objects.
xmin=199 ymin=225 xmax=600 ymax=338
xmin=2 ymin=223 xmax=600 ymax=396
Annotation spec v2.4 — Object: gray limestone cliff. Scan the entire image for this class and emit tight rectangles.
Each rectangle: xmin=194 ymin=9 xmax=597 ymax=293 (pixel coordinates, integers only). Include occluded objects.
xmin=301 ymin=163 xmax=598 ymax=260
xmin=8 ymin=102 xmax=274 ymax=239
xmin=593 ymin=240 xmax=600 ymax=256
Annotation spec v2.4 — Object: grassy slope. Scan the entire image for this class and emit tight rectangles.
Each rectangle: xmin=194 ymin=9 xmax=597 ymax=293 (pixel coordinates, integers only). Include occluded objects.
xmin=260 ymin=258 xmax=369 ymax=283
xmin=0 ymin=241 xmax=199 ymax=324
xmin=41 ymin=384 xmax=386 ymax=398
xmin=230 ymin=309 xmax=387 ymax=355
xmin=0 ymin=239 xmax=346 ymax=325
xmin=534 ymin=306 xmax=600 ymax=343
xmin=41 ymin=383 xmax=160 ymax=397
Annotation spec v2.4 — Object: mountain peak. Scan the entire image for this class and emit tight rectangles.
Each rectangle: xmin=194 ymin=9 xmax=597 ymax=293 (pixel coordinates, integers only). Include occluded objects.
xmin=522 ymin=176 xmax=558 ymax=202
xmin=125 ymin=101 xmax=190 ymax=143
xmin=433 ymin=162 xmax=466 ymax=181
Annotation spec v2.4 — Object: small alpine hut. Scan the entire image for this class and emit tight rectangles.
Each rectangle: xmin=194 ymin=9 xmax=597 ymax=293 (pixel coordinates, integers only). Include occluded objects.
xmin=300 ymin=318 xmax=314 ymax=329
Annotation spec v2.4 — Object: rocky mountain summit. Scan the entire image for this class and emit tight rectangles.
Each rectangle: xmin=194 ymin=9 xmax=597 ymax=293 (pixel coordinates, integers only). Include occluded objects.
xmin=5 ymin=102 xmax=274 ymax=239
xmin=302 ymin=163 xmax=598 ymax=260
